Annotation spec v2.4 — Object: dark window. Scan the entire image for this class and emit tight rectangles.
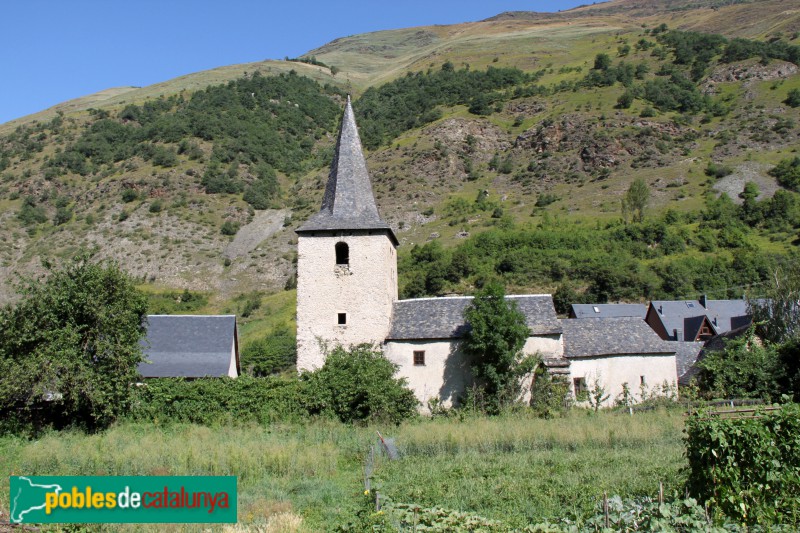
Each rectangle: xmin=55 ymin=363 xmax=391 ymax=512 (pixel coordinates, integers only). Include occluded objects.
xmin=338 ymin=313 xmax=347 ymax=325
xmin=413 ymin=350 xmax=425 ymax=366
xmin=573 ymin=377 xmax=588 ymax=400
xmin=335 ymin=242 xmax=349 ymax=265
xmin=640 ymin=375 xmax=646 ymax=385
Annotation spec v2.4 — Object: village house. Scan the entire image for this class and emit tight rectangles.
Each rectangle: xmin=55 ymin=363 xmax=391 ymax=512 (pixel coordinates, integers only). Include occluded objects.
xmin=295 ymin=97 xmax=679 ymax=408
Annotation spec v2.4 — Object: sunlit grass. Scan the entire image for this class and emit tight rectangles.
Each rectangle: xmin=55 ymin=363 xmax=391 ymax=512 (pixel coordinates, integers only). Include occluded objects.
xmin=0 ymin=409 xmax=687 ymax=531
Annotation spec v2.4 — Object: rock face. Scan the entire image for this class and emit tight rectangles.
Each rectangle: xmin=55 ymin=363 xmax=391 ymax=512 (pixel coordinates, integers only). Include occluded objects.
xmin=702 ymin=60 xmax=799 ymax=94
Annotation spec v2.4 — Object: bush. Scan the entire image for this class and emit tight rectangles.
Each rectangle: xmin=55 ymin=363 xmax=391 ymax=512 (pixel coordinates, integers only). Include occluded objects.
xmin=220 ymin=220 xmax=240 ymax=236
xmin=769 ymin=157 xmax=800 ymax=192
xmin=148 ymin=200 xmax=163 ymax=213
xmin=685 ymin=403 xmax=800 ymax=526
xmin=786 ymin=88 xmax=800 ymax=108
xmin=705 ymin=162 xmax=734 ymax=179
xmin=302 ymin=344 xmax=418 ymax=424
xmin=129 ymin=376 xmax=306 ymax=425
xmin=121 ymin=188 xmax=138 ymax=203
xmin=241 ymin=329 xmax=297 ymax=376
xmin=0 ymin=256 xmax=147 ymax=432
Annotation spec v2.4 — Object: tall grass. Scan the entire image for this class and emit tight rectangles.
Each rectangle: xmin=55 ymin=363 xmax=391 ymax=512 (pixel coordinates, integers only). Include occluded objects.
xmin=0 ymin=410 xmax=687 ymax=531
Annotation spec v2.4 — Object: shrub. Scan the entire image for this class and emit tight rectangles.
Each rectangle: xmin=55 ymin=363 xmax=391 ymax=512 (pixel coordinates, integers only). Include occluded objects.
xmin=0 ymin=256 xmax=147 ymax=432
xmin=786 ymin=88 xmax=800 ymax=108
xmin=220 ymin=220 xmax=240 ymax=236
xmin=685 ymin=403 xmax=800 ymax=526
xmin=705 ymin=162 xmax=734 ymax=179
xmin=769 ymin=157 xmax=800 ymax=192
xmin=241 ymin=329 xmax=297 ymax=376
xmin=148 ymin=200 xmax=163 ymax=213
xmin=129 ymin=376 xmax=306 ymax=425
xmin=121 ymin=188 xmax=138 ymax=203
xmin=302 ymin=344 xmax=418 ymax=424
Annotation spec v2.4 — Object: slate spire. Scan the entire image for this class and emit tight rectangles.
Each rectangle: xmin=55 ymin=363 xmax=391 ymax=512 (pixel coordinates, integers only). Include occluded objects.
xmin=297 ymin=96 xmax=396 ymax=243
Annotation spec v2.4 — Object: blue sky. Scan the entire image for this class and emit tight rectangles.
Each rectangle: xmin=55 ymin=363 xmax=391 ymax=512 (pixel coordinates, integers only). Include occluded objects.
xmin=0 ymin=1 xmax=587 ymax=125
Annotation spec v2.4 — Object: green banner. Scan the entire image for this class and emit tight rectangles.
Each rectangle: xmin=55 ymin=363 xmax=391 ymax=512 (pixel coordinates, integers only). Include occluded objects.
xmin=9 ymin=476 xmax=237 ymax=523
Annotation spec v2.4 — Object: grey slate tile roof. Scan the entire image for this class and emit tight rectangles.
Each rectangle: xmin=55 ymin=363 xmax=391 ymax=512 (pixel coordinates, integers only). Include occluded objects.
xmin=648 ymin=299 xmax=750 ymax=340
xmin=570 ymin=303 xmax=647 ymax=319
xmin=139 ymin=315 xmax=238 ymax=378
xmin=674 ymin=341 xmax=705 ymax=384
xmin=678 ymin=325 xmax=752 ymax=386
xmin=386 ymin=295 xmax=562 ymax=340
xmin=561 ymin=317 xmax=675 ymax=359
xmin=296 ymin=96 xmax=397 ymax=244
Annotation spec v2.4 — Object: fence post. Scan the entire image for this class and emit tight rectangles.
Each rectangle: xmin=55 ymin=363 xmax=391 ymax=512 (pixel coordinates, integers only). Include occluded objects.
xmin=603 ymin=492 xmax=609 ymax=528
xmin=659 ymin=482 xmax=664 ymax=505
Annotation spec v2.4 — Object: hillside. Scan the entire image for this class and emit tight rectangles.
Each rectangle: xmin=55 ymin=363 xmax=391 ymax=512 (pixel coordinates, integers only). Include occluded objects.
xmin=0 ymin=0 xmax=799 ymax=343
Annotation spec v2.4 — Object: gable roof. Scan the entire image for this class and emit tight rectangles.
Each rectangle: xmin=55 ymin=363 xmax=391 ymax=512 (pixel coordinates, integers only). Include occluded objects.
xmin=139 ymin=315 xmax=239 ymax=378
xmin=646 ymin=299 xmax=750 ymax=340
xmin=678 ymin=324 xmax=752 ymax=386
xmin=570 ymin=303 xmax=647 ymax=319
xmin=386 ymin=295 xmax=562 ymax=340
xmin=296 ymin=96 xmax=397 ymax=244
xmin=561 ymin=317 xmax=675 ymax=359
xmin=704 ymin=299 xmax=750 ymax=331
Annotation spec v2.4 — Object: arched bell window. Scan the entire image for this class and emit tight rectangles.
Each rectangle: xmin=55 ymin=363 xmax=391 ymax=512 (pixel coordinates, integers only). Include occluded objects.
xmin=335 ymin=242 xmax=349 ymax=266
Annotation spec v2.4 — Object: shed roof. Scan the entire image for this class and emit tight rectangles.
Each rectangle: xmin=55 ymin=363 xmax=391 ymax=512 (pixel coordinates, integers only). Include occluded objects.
xmin=386 ymin=295 xmax=562 ymax=340
xmin=139 ymin=315 xmax=238 ymax=378
xmin=561 ymin=317 xmax=675 ymax=359
xmin=296 ymin=96 xmax=397 ymax=244
xmin=570 ymin=303 xmax=647 ymax=319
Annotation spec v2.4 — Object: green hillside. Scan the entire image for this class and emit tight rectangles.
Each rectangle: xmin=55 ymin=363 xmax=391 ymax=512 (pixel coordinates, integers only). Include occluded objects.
xmin=0 ymin=0 xmax=799 ymax=348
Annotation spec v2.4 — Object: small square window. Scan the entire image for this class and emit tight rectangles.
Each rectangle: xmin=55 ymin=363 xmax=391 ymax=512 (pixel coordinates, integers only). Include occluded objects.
xmin=640 ymin=375 xmax=646 ymax=385
xmin=337 ymin=313 xmax=347 ymax=325
xmin=413 ymin=350 xmax=425 ymax=366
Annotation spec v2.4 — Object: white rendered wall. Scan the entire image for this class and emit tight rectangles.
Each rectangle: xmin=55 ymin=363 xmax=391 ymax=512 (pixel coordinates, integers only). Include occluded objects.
xmin=227 ymin=338 xmax=238 ymax=377
xmin=296 ymin=232 xmax=397 ymax=370
xmin=568 ymin=354 xmax=678 ymax=407
xmin=386 ymin=333 xmax=564 ymax=410
xmin=385 ymin=340 xmax=471 ymax=409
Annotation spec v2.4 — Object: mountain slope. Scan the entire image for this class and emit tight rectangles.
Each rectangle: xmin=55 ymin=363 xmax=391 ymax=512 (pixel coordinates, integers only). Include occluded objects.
xmin=0 ymin=0 xmax=799 ymax=330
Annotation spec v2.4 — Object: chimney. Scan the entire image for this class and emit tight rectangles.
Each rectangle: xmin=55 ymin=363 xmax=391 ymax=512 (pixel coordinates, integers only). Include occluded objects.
xmin=658 ymin=305 xmax=663 ymax=314
xmin=700 ymin=294 xmax=708 ymax=309
xmin=674 ymin=328 xmax=683 ymax=341
xmin=713 ymin=317 xmax=718 ymax=326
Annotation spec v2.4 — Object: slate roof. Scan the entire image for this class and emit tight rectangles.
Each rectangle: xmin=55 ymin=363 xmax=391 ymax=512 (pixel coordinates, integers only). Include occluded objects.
xmin=386 ymin=295 xmax=562 ymax=340
xmin=296 ymin=96 xmax=397 ymax=244
xmin=561 ymin=317 xmax=675 ymax=359
xmin=648 ymin=299 xmax=750 ymax=340
xmin=678 ymin=325 xmax=752 ymax=386
xmin=139 ymin=315 xmax=238 ymax=378
xmin=705 ymin=299 xmax=750 ymax=331
xmin=673 ymin=341 xmax=705 ymax=385
xmin=570 ymin=303 xmax=647 ymax=319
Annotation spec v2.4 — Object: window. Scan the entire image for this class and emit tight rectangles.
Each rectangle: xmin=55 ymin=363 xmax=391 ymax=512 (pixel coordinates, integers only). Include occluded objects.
xmin=337 ymin=313 xmax=347 ymax=325
xmin=640 ymin=375 xmax=646 ymax=386
xmin=573 ymin=377 xmax=588 ymax=401
xmin=413 ymin=350 xmax=425 ymax=366
xmin=335 ymin=242 xmax=349 ymax=265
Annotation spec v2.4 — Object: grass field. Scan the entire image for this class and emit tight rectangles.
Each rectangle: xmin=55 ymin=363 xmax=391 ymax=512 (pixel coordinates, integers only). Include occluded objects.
xmin=0 ymin=408 xmax=687 ymax=531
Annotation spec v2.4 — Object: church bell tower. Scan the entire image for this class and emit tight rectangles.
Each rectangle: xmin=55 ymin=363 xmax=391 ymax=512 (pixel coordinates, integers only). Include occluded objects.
xmin=295 ymin=96 xmax=398 ymax=370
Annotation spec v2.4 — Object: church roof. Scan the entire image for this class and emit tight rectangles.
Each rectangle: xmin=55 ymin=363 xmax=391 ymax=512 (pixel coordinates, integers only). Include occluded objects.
xmin=297 ymin=96 xmax=396 ymax=243
xmin=561 ymin=317 xmax=675 ymax=359
xmin=386 ymin=295 xmax=562 ymax=340
xmin=139 ymin=315 xmax=239 ymax=378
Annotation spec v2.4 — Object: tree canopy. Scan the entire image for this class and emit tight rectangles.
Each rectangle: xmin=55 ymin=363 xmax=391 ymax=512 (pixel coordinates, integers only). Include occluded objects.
xmin=463 ymin=282 xmax=534 ymax=413
xmin=0 ymin=256 xmax=148 ymax=432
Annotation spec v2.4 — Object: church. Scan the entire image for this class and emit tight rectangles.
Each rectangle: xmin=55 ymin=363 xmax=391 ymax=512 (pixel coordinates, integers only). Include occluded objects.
xmin=295 ymin=97 xmax=679 ymax=409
